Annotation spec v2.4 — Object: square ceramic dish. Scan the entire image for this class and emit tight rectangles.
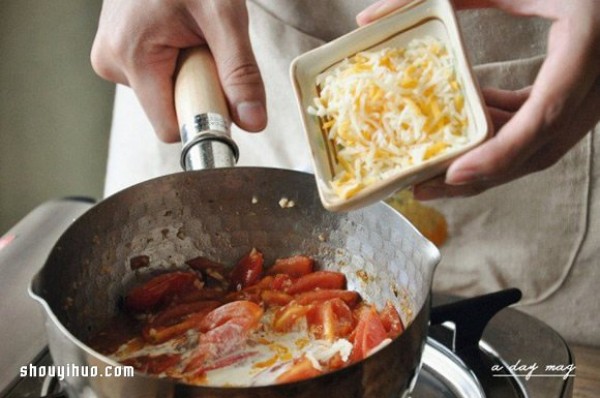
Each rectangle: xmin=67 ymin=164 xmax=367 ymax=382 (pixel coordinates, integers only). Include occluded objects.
xmin=290 ymin=0 xmax=492 ymax=212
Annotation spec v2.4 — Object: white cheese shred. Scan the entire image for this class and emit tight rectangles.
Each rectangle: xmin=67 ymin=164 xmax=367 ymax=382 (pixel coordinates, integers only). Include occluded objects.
xmin=308 ymin=36 xmax=470 ymax=199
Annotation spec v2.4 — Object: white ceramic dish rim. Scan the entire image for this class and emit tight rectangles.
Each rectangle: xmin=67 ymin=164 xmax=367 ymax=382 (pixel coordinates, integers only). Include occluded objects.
xmin=290 ymin=0 xmax=493 ymax=212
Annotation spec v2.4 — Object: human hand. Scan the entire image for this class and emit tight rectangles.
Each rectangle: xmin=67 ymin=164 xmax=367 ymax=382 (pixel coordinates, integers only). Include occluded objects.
xmin=91 ymin=0 xmax=267 ymax=142
xmin=357 ymin=0 xmax=600 ymax=200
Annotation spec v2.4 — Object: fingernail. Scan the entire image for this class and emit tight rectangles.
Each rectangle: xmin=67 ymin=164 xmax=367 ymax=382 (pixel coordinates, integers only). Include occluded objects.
xmin=358 ymin=0 xmax=408 ymax=24
xmin=445 ymin=169 xmax=479 ymax=185
xmin=357 ymin=0 xmax=387 ymax=24
xmin=236 ymin=101 xmax=266 ymax=132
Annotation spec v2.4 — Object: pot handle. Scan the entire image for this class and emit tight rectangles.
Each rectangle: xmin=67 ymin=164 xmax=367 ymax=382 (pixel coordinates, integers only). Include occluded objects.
xmin=174 ymin=47 xmax=239 ymax=171
xmin=430 ymin=288 xmax=522 ymax=353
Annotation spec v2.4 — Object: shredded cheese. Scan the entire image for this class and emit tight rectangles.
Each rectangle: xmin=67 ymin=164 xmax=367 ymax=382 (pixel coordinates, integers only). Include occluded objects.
xmin=308 ymin=36 xmax=470 ymax=199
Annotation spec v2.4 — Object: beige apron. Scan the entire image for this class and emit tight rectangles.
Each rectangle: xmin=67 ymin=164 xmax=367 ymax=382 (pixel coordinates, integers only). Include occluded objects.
xmin=104 ymin=1 xmax=599 ymax=346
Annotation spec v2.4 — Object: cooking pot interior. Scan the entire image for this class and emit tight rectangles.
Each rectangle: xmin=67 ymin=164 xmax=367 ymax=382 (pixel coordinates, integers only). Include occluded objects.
xmin=32 ymin=168 xmax=439 ymax=343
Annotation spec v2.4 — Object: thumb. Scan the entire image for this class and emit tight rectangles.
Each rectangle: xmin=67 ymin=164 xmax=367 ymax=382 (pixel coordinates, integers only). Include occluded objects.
xmin=196 ymin=1 xmax=267 ymax=132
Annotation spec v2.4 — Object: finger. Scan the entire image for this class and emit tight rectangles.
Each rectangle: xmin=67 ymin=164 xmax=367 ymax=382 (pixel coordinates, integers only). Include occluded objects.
xmin=413 ymin=176 xmax=491 ymax=200
xmin=128 ymin=48 xmax=181 ymax=142
xmin=482 ymin=87 xmax=530 ymax=113
xmin=446 ymin=6 xmax=599 ymax=185
xmin=90 ymin=39 xmax=129 ymax=86
xmin=483 ymin=88 xmax=529 ymax=132
xmin=520 ymin=75 xmax=600 ymax=175
xmin=487 ymin=106 xmax=514 ymax=132
xmin=433 ymin=77 xmax=599 ymax=195
xmin=356 ymin=0 xmax=516 ymax=26
xmin=194 ymin=0 xmax=267 ymax=132
xmin=356 ymin=0 xmax=412 ymax=26
xmin=90 ymin=2 xmax=130 ymax=87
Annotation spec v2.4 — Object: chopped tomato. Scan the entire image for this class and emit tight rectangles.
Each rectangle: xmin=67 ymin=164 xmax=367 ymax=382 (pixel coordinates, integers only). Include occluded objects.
xmin=187 ymin=302 xmax=263 ymax=373
xmin=286 ymin=271 xmax=346 ymax=294
xmin=224 ymin=287 xmax=262 ymax=304
xmin=272 ymin=302 xmax=312 ymax=332
xmin=270 ymin=273 xmax=293 ymax=291
xmin=261 ymin=290 xmax=294 ymax=307
xmin=229 ymin=248 xmax=264 ymax=290
xmin=379 ymin=301 xmax=404 ymax=338
xmin=200 ymin=323 xmax=252 ymax=358
xmin=125 ymin=272 xmax=199 ymax=312
xmin=255 ymin=275 xmax=274 ymax=289
xmin=307 ymin=298 xmax=354 ymax=341
xmin=186 ymin=256 xmax=226 ymax=272
xmin=327 ymin=352 xmax=346 ymax=370
xmin=143 ymin=311 xmax=209 ymax=344
xmin=175 ymin=287 xmax=225 ymax=303
xmin=151 ymin=300 xmax=221 ymax=327
xmin=276 ymin=356 xmax=323 ymax=384
xmin=122 ymin=353 xmax=181 ymax=374
xmin=267 ymin=255 xmax=315 ymax=278
xmin=199 ymin=301 xmax=263 ymax=332
xmin=295 ymin=289 xmax=361 ymax=308
xmin=147 ymin=353 xmax=181 ymax=374
xmin=185 ymin=256 xmax=229 ymax=287
xmin=350 ymin=305 xmax=388 ymax=363
xmin=96 ymin=249 xmax=403 ymax=385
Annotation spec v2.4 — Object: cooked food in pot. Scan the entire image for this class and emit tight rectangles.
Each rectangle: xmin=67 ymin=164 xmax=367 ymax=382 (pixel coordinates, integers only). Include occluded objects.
xmin=91 ymin=248 xmax=405 ymax=386
xmin=308 ymin=36 xmax=470 ymax=199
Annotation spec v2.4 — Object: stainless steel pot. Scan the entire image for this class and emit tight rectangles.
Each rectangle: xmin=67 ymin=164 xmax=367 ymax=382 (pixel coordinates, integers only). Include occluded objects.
xmin=29 ymin=48 xmax=441 ymax=398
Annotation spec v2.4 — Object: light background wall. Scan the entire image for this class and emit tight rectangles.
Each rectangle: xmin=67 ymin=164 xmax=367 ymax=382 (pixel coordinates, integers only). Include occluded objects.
xmin=0 ymin=0 xmax=115 ymax=233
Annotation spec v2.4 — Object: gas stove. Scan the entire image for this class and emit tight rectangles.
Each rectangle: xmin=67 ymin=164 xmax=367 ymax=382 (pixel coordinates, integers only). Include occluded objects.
xmin=0 ymin=199 xmax=574 ymax=398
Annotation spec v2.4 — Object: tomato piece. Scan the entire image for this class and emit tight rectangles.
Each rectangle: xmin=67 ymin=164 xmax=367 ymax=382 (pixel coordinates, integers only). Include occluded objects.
xmin=350 ymin=305 xmax=388 ymax=363
xmin=175 ymin=287 xmax=225 ymax=303
xmin=224 ymin=287 xmax=262 ymax=304
xmin=122 ymin=353 xmax=181 ymax=374
xmin=276 ymin=356 xmax=323 ymax=384
xmin=327 ymin=352 xmax=346 ymax=370
xmin=267 ymin=255 xmax=315 ymax=278
xmin=295 ymin=289 xmax=361 ymax=308
xmin=143 ymin=310 xmax=213 ymax=344
xmin=307 ymin=298 xmax=354 ymax=341
xmin=255 ymin=275 xmax=274 ymax=289
xmin=186 ymin=256 xmax=226 ymax=272
xmin=261 ymin=290 xmax=294 ymax=307
xmin=272 ymin=302 xmax=312 ymax=332
xmin=199 ymin=301 xmax=264 ymax=332
xmin=147 ymin=353 xmax=181 ymax=374
xmin=125 ymin=272 xmax=199 ymax=312
xmin=379 ymin=301 xmax=404 ymax=338
xmin=270 ymin=273 xmax=293 ymax=291
xmin=186 ymin=256 xmax=228 ymax=287
xmin=286 ymin=271 xmax=346 ymax=294
xmin=151 ymin=300 xmax=221 ymax=327
xmin=186 ymin=302 xmax=263 ymax=373
xmin=229 ymin=248 xmax=264 ymax=290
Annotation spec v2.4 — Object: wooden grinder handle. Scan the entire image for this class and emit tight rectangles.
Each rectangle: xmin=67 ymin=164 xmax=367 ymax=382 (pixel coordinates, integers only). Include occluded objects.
xmin=174 ymin=47 xmax=238 ymax=170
